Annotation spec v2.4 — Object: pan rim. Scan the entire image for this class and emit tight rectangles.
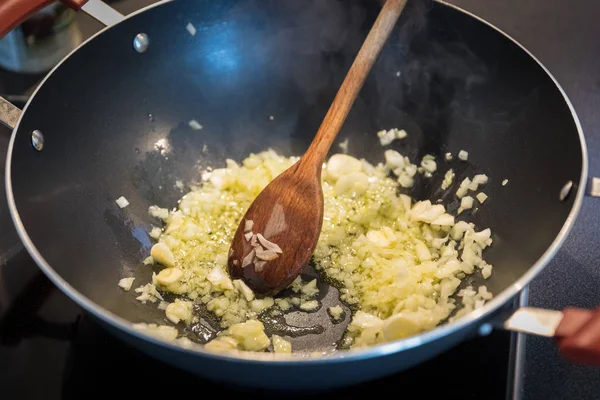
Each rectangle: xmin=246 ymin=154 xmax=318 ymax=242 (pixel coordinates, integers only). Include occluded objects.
xmin=4 ymin=0 xmax=589 ymax=365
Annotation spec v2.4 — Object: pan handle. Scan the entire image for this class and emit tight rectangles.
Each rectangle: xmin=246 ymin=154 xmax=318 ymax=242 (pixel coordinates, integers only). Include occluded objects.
xmin=500 ymin=306 xmax=600 ymax=365
xmin=0 ymin=0 xmax=88 ymax=38
xmin=0 ymin=97 xmax=22 ymax=131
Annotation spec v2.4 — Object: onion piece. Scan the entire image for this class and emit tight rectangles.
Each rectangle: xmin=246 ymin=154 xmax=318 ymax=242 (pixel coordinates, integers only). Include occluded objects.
xmin=476 ymin=192 xmax=488 ymax=203
xmin=155 ymin=267 xmax=183 ymax=285
xmin=233 ymin=279 xmax=255 ymax=301
xmin=241 ymin=250 xmax=255 ymax=268
xmin=115 ymin=196 xmax=130 ymax=208
xmin=473 ymin=174 xmax=489 ymax=185
xmin=151 ymin=243 xmax=176 ymax=268
xmin=255 ymin=248 xmax=279 ymax=261
xmin=272 ymin=335 xmax=292 ymax=353
xmin=186 ymin=22 xmax=197 ymax=36
xmin=441 ymin=169 xmax=455 ymax=190
xmin=188 ymin=119 xmax=203 ymax=130
xmin=244 ymin=220 xmax=254 ymax=232
xmin=256 ymin=234 xmax=282 ymax=253
xmin=118 ymin=277 xmax=135 ymax=291
xmin=456 ymin=178 xmax=471 ymax=198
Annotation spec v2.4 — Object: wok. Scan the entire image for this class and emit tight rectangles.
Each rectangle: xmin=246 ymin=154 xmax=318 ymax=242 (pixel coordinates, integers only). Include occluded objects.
xmin=1 ymin=0 xmax=599 ymax=390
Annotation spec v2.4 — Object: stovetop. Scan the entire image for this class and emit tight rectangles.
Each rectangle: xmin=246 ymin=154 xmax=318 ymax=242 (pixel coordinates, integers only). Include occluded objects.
xmin=1 ymin=0 xmax=600 ymax=399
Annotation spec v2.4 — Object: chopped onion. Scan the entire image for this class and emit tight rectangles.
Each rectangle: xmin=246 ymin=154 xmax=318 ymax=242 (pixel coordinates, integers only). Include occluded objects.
xmin=134 ymin=283 xmax=163 ymax=303
xmin=233 ymin=279 xmax=255 ymax=301
xmin=456 ymin=178 xmax=471 ymax=198
xmin=255 ymin=248 xmax=279 ymax=261
xmin=165 ymin=299 xmax=193 ymax=324
xmin=143 ymin=256 xmax=154 ymax=265
xmin=244 ymin=219 xmax=254 ymax=232
xmin=473 ymin=174 xmax=489 ymax=185
xmin=241 ymin=250 xmax=255 ymax=268
xmin=382 ymin=312 xmax=422 ymax=341
xmin=328 ymin=305 xmax=344 ymax=321
xmin=476 ymin=192 xmax=488 ymax=203
xmin=186 ymin=22 xmax=196 ymax=36
xmin=385 ymin=150 xmax=405 ymax=169
xmin=441 ymin=169 xmax=455 ymax=190
xmin=377 ymin=128 xmax=407 ymax=146
xmin=272 ymin=335 xmax=292 ymax=353
xmin=155 ymin=267 xmax=183 ymax=285
xmin=115 ymin=196 xmax=130 ymax=208
xmin=206 ymin=265 xmax=233 ymax=290
xmin=502 ymin=179 xmax=509 ymax=186
xmin=431 ymin=213 xmax=455 ymax=226
xmin=301 ymin=279 xmax=319 ymax=298
xmin=398 ymin=174 xmax=414 ymax=188
xmin=257 ymin=233 xmax=282 ymax=253
xmin=458 ymin=150 xmax=469 ymax=161
xmin=451 ymin=221 xmax=472 ymax=240
xmin=300 ymin=300 xmax=320 ymax=311
xmin=420 ymin=155 xmax=437 ymax=174
xmin=129 ymin=146 xmax=495 ymax=353
xmin=335 ymin=172 xmax=369 ymax=196
xmin=325 ymin=154 xmax=362 ymax=181
xmin=150 ymin=243 xmax=175 ymax=268
xmin=150 ymin=227 xmax=162 ymax=239
xmin=414 ymin=240 xmax=431 ymax=261
xmin=188 ymin=119 xmax=203 ymax=130
xmin=158 ymin=301 xmax=170 ymax=310
xmin=460 ymin=196 xmax=474 ymax=211
xmin=481 ymin=264 xmax=492 ymax=279
xmin=148 ymin=205 xmax=169 ymax=220
xmin=118 ymin=277 xmax=135 ymax=291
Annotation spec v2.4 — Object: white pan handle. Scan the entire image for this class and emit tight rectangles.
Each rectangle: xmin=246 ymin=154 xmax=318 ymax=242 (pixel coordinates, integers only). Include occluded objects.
xmin=0 ymin=97 xmax=21 ymax=130
xmin=81 ymin=0 xmax=125 ymax=27
xmin=498 ymin=306 xmax=600 ymax=365
xmin=587 ymin=177 xmax=600 ymax=197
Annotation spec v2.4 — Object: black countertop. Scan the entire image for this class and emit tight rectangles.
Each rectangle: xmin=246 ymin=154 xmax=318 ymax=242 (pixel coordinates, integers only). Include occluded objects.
xmin=1 ymin=0 xmax=600 ymax=399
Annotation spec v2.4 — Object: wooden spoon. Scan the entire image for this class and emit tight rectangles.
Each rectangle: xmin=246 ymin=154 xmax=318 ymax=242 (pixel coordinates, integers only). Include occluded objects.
xmin=227 ymin=0 xmax=408 ymax=295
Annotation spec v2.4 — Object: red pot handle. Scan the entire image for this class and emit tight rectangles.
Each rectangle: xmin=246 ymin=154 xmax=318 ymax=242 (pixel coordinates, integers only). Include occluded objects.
xmin=555 ymin=307 xmax=600 ymax=365
xmin=0 ymin=0 xmax=88 ymax=38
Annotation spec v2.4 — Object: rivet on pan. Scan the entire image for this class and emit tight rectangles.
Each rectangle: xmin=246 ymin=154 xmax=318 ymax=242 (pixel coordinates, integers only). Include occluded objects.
xmin=559 ymin=180 xmax=573 ymax=202
xmin=31 ymin=130 xmax=44 ymax=151
xmin=478 ymin=323 xmax=493 ymax=337
xmin=133 ymin=33 xmax=149 ymax=53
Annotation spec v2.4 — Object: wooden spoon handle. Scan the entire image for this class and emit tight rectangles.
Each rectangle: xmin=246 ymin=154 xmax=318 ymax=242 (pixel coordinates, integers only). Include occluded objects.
xmin=302 ymin=0 xmax=408 ymax=169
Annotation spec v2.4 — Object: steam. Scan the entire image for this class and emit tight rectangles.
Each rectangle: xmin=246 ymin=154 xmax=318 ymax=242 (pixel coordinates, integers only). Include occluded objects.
xmin=265 ymin=0 xmax=490 ymax=138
